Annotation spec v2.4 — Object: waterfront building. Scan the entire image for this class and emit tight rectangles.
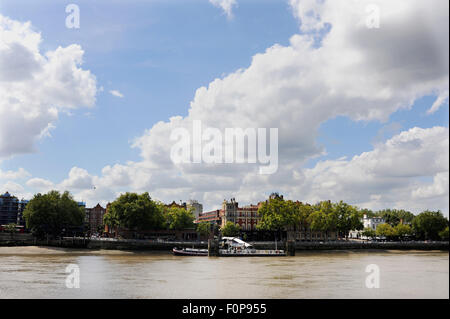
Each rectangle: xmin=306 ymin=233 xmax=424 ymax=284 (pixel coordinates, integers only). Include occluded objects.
xmin=363 ymin=214 xmax=385 ymax=230
xmin=349 ymin=214 xmax=386 ymax=238
xmin=196 ymin=209 xmax=221 ymax=225
xmin=220 ymin=198 xmax=261 ymax=232
xmin=85 ymin=203 xmax=106 ymax=234
xmin=0 ymin=192 xmax=28 ymax=226
xmin=0 ymin=192 xmax=19 ymax=225
xmin=165 ymin=201 xmax=187 ymax=210
xmin=187 ymin=200 xmax=203 ymax=220
xmin=17 ymin=199 xmax=29 ymax=226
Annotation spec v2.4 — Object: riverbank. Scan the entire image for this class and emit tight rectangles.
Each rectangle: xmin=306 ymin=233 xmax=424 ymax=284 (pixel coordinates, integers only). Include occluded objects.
xmin=1 ymin=234 xmax=448 ymax=251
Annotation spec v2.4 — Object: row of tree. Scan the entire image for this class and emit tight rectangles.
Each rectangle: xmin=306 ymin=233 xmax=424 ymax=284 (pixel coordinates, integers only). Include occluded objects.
xmin=21 ymin=190 xmax=449 ymax=241
xmin=256 ymin=198 xmax=364 ymax=239
xmin=361 ymin=211 xmax=449 ymax=241
xmin=255 ymin=196 xmax=449 ymax=241
xmin=22 ymin=191 xmax=196 ymax=238
xmin=102 ymin=192 xmax=197 ymax=232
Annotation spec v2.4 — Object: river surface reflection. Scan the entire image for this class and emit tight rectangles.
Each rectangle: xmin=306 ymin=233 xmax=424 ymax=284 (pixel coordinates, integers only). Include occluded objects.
xmin=0 ymin=247 xmax=448 ymax=298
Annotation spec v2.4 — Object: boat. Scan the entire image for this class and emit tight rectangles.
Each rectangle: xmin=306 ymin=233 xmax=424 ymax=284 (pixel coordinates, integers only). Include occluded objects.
xmin=172 ymin=237 xmax=286 ymax=257
xmin=172 ymin=247 xmax=208 ymax=256
xmin=218 ymin=237 xmax=286 ymax=257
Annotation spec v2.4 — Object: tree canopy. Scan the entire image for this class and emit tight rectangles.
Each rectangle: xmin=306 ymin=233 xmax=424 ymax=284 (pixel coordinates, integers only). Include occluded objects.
xmin=23 ymin=191 xmax=84 ymax=238
xmin=221 ymin=221 xmax=241 ymax=237
xmin=197 ymin=222 xmax=212 ymax=238
xmin=378 ymin=209 xmax=415 ymax=226
xmin=105 ymin=192 xmax=165 ymax=231
xmin=164 ymin=206 xmax=195 ymax=230
xmin=412 ymin=211 xmax=448 ymax=240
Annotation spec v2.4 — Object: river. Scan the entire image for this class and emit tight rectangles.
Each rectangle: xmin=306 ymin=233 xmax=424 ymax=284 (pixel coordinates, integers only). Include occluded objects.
xmin=0 ymin=247 xmax=448 ymax=298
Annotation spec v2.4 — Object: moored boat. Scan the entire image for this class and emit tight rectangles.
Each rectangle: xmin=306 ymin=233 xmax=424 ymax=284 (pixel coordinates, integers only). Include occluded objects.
xmin=172 ymin=237 xmax=286 ymax=257
xmin=172 ymin=247 xmax=208 ymax=256
xmin=219 ymin=237 xmax=286 ymax=257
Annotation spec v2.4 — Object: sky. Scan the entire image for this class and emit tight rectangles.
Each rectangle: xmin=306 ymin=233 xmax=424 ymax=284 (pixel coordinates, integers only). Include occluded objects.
xmin=0 ymin=0 xmax=448 ymax=216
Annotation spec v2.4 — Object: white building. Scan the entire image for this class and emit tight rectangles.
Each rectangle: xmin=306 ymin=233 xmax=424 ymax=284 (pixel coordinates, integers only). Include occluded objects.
xmin=349 ymin=214 xmax=386 ymax=238
xmin=363 ymin=214 xmax=385 ymax=230
xmin=187 ymin=200 xmax=203 ymax=220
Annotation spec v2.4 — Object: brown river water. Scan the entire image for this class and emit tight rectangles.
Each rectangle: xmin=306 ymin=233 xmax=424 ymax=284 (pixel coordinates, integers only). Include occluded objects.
xmin=0 ymin=247 xmax=448 ymax=299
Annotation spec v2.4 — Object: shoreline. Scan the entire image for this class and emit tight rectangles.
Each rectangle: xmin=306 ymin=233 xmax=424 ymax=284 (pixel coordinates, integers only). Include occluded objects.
xmin=1 ymin=235 xmax=448 ymax=252
xmin=0 ymin=245 xmax=448 ymax=256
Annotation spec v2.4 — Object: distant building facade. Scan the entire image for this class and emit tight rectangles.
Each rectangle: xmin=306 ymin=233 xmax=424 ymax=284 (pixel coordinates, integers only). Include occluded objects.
xmin=187 ymin=200 xmax=203 ymax=220
xmin=165 ymin=201 xmax=187 ymax=210
xmin=196 ymin=209 xmax=221 ymax=225
xmin=0 ymin=192 xmax=28 ymax=226
xmin=363 ymin=214 xmax=385 ymax=230
xmin=217 ymin=198 xmax=261 ymax=232
xmin=349 ymin=214 xmax=386 ymax=238
xmin=85 ymin=203 xmax=106 ymax=234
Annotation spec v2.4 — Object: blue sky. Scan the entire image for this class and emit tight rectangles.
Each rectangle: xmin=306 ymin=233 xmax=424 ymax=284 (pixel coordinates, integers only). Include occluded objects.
xmin=0 ymin=0 xmax=448 ymax=214
xmin=1 ymin=0 xmax=301 ymax=178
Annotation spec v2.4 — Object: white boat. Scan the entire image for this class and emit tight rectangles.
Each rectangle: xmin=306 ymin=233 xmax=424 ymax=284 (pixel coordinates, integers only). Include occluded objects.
xmin=172 ymin=247 xmax=208 ymax=256
xmin=219 ymin=237 xmax=286 ymax=257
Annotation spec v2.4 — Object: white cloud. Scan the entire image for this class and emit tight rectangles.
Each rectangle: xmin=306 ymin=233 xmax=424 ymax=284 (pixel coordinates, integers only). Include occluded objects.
xmin=57 ymin=0 xmax=448 ymax=215
xmin=0 ymin=181 xmax=25 ymax=194
xmin=427 ymin=90 xmax=449 ymax=114
xmin=109 ymin=90 xmax=124 ymax=98
xmin=0 ymin=168 xmax=30 ymax=180
xmin=26 ymin=177 xmax=54 ymax=192
xmin=59 ymin=167 xmax=94 ymax=190
xmin=209 ymin=0 xmax=237 ymax=19
xmin=291 ymin=127 xmax=449 ymax=213
xmin=3 ymin=1 xmax=449 ymax=216
xmin=0 ymin=14 xmax=97 ymax=159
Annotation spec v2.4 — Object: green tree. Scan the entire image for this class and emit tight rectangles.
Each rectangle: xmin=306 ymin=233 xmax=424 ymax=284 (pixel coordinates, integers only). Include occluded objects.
xmin=4 ymin=223 xmax=17 ymax=234
xmin=197 ymin=222 xmax=212 ymax=238
xmin=376 ymin=223 xmax=395 ymax=239
xmin=439 ymin=227 xmax=449 ymax=241
xmin=308 ymin=210 xmax=328 ymax=233
xmin=295 ymin=202 xmax=314 ymax=234
xmin=378 ymin=209 xmax=415 ymax=226
xmin=394 ymin=223 xmax=412 ymax=240
xmin=362 ymin=227 xmax=376 ymax=239
xmin=221 ymin=221 xmax=241 ymax=237
xmin=106 ymin=192 xmax=165 ymax=232
xmin=23 ymin=191 xmax=84 ymax=238
xmin=333 ymin=201 xmax=363 ymax=239
xmin=257 ymin=197 xmax=301 ymax=240
xmin=412 ymin=211 xmax=448 ymax=240
xmin=165 ymin=207 xmax=195 ymax=230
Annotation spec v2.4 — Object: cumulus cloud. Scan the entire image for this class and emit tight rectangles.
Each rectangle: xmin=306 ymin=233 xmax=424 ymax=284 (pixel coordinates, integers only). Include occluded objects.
xmin=4 ymin=1 xmax=449 ymax=215
xmin=209 ymin=0 xmax=237 ymax=19
xmin=59 ymin=167 xmax=94 ymax=190
xmin=0 ymin=167 xmax=30 ymax=180
xmin=0 ymin=181 xmax=25 ymax=195
xmin=291 ymin=127 xmax=449 ymax=213
xmin=109 ymin=90 xmax=124 ymax=98
xmin=0 ymin=14 xmax=97 ymax=159
xmin=26 ymin=177 xmax=54 ymax=192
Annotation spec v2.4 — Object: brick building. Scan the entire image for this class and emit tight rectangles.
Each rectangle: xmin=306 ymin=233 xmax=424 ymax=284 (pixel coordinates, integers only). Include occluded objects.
xmin=85 ymin=203 xmax=106 ymax=234
xmin=196 ymin=209 xmax=221 ymax=225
